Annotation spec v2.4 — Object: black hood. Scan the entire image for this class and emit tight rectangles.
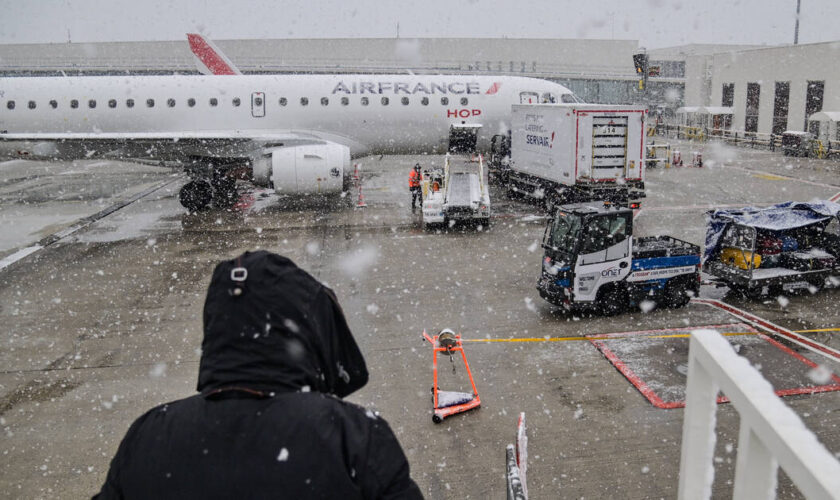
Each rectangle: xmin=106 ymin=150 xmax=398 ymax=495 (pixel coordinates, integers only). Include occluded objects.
xmin=197 ymin=251 xmax=368 ymax=398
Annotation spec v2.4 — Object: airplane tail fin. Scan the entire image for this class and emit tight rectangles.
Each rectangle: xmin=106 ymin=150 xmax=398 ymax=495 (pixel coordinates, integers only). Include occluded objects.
xmin=187 ymin=33 xmax=242 ymax=76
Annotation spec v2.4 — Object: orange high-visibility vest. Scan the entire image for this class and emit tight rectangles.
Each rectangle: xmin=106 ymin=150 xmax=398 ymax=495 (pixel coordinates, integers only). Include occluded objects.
xmin=409 ymin=169 xmax=422 ymax=188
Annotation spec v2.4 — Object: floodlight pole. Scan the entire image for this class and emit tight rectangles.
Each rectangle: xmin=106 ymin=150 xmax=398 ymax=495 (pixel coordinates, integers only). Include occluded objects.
xmin=794 ymin=0 xmax=801 ymax=45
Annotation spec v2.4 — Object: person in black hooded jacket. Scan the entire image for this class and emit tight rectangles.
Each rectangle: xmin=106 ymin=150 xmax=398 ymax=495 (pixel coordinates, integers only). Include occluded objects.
xmin=94 ymin=250 xmax=423 ymax=499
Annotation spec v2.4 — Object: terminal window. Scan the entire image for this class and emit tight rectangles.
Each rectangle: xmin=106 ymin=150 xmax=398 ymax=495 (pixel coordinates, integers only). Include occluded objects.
xmin=745 ymin=83 xmax=760 ymax=133
xmin=721 ymin=83 xmax=734 ymax=108
xmin=804 ymin=81 xmax=824 ymax=130
xmin=772 ymin=82 xmax=790 ymax=135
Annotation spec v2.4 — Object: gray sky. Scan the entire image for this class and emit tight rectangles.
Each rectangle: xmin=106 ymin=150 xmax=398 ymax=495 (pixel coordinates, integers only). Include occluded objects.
xmin=1 ymin=0 xmax=839 ymax=48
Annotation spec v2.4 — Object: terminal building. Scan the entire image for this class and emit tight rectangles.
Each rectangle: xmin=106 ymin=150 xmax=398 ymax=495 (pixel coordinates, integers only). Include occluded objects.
xmin=0 ymin=37 xmax=837 ymax=136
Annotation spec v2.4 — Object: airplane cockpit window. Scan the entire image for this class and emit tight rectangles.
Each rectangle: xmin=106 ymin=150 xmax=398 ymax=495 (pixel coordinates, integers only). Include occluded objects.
xmin=541 ymin=92 xmax=557 ymax=103
xmin=519 ymin=91 xmax=539 ymax=104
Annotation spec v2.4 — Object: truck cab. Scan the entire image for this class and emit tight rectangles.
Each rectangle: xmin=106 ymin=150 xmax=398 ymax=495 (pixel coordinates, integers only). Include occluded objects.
xmin=538 ymin=203 xmax=700 ymax=314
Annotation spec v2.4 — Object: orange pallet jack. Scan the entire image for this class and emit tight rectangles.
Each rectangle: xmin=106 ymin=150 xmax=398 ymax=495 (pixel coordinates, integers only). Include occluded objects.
xmin=423 ymin=329 xmax=481 ymax=423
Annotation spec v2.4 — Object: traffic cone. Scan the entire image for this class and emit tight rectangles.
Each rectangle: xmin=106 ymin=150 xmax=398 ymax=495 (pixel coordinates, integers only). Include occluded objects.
xmin=353 ymin=163 xmax=360 ymax=181
xmin=356 ymin=183 xmax=367 ymax=208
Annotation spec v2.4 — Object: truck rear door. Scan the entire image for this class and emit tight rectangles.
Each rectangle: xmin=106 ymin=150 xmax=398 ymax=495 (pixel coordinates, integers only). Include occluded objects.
xmin=589 ymin=115 xmax=628 ymax=180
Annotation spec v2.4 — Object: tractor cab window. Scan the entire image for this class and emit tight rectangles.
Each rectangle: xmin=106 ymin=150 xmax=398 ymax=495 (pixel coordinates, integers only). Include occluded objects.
xmin=544 ymin=212 xmax=582 ymax=257
xmin=519 ymin=92 xmax=539 ymax=104
xmin=581 ymin=213 xmax=631 ymax=256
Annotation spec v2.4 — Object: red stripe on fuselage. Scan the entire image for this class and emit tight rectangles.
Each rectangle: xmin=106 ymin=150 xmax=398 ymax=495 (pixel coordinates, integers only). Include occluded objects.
xmin=187 ymin=34 xmax=237 ymax=76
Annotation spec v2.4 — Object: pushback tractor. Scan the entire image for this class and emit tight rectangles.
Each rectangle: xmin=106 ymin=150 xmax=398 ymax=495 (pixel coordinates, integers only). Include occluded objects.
xmin=537 ymin=203 xmax=700 ymax=315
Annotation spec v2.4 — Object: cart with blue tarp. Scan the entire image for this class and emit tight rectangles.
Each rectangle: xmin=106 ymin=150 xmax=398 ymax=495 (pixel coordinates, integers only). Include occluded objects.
xmin=703 ymin=201 xmax=840 ymax=297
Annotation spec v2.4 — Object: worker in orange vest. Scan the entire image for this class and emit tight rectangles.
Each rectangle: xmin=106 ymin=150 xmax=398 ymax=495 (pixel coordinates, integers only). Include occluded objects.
xmin=409 ymin=163 xmax=423 ymax=211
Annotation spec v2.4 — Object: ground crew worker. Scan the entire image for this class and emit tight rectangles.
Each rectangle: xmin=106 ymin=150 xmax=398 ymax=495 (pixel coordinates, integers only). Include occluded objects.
xmin=409 ymin=163 xmax=423 ymax=211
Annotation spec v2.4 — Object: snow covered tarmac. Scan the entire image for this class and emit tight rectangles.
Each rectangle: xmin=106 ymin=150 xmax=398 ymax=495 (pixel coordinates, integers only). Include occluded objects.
xmin=1 ymin=146 xmax=840 ymax=498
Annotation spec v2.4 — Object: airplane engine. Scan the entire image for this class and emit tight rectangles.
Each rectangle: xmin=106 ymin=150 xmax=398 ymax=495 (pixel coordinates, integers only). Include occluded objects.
xmin=252 ymin=144 xmax=349 ymax=195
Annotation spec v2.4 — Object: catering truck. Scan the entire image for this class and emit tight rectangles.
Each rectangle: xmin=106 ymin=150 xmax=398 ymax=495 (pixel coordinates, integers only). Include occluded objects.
xmin=503 ymin=104 xmax=647 ymax=210
xmin=537 ymin=203 xmax=700 ymax=315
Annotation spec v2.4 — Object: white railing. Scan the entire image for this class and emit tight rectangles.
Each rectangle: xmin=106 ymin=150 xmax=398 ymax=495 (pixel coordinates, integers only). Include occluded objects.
xmin=678 ymin=329 xmax=840 ymax=500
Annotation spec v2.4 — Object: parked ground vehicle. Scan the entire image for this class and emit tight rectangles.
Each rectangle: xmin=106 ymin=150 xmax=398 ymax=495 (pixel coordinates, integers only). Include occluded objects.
xmin=537 ymin=203 xmax=700 ymax=315
xmin=500 ymin=104 xmax=647 ymax=211
xmin=422 ymin=154 xmax=491 ymax=227
xmin=703 ymin=201 xmax=840 ymax=297
xmin=781 ymin=131 xmax=814 ymax=157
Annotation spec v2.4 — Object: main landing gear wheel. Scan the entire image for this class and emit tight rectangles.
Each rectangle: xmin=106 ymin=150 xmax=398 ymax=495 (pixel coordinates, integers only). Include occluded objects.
xmin=212 ymin=176 xmax=238 ymax=209
xmin=179 ymin=180 xmax=213 ymax=212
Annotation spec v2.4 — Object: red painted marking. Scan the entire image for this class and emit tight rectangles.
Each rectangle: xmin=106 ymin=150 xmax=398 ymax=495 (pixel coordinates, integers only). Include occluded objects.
xmin=587 ymin=322 xmax=752 ymax=339
xmin=485 ymin=82 xmax=502 ymax=95
xmin=187 ymin=33 xmax=237 ymax=75
xmin=592 ymin=330 xmax=840 ymax=409
xmin=232 ymin=191 xmax=255 ymax=211
xmin=830 ymin=191 xmax=840 ymax=203
xmin=574 ymin=117 xmax=579 ymax=179
xmin=549 ymin=131 xmax=554 ymax=148
xmin=633 ymin=209 xmax=641 ymax=219
xmin=692 ymin=299 xmax=840 ymax=361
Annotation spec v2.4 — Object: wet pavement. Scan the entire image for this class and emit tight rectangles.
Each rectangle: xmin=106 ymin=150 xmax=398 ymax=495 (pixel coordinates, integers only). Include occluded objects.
xmin=1 ymin=143 xmax=840 ymax=498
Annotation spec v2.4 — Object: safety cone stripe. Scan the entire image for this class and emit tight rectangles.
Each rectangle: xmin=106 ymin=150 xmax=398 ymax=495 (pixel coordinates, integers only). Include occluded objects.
xmin=691 ymin=298 xmax=840 ymax=361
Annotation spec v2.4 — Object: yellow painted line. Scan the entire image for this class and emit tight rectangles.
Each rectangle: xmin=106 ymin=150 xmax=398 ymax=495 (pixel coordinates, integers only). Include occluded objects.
xmin=752 ymin=173 xmax=788 ymax=181
xmin=462 ymin=328 xmax=840 ymax=344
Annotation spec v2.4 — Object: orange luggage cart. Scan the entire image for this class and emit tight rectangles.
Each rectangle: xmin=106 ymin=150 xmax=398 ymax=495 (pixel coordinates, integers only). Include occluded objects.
xmin=423 ymin=329 xmax=481 ymax=423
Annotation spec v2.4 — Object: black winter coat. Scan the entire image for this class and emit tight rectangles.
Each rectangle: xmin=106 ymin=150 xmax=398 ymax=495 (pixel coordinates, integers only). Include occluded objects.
xmin=94 ymin=251 xmax=422 ymax=499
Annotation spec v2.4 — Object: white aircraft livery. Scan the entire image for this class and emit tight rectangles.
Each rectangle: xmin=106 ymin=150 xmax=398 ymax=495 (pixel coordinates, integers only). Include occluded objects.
xmin=0 ymin=37 xmax=580 ymax=210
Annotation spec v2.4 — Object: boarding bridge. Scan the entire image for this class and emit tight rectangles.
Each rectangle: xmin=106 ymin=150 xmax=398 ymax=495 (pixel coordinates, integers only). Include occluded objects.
xmin=678 ymin=330 xmax=840 ymax=499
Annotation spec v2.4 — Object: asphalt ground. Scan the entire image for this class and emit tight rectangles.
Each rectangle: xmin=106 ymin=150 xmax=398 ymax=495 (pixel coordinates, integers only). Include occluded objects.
xmin=1 ymin=141 xmax=840 ymax=498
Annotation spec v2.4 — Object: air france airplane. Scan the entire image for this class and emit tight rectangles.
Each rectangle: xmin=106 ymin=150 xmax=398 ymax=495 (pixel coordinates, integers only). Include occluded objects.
xmin=0 ymin=35 xmax=580 ymax=210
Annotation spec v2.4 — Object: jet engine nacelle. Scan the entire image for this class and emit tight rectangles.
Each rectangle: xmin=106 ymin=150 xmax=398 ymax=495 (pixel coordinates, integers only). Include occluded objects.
xmin=252 ymin=144 xmax=349 ymax=195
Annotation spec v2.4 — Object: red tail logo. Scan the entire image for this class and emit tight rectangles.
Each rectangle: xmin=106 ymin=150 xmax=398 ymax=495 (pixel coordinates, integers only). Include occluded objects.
xmin=187 ymin=33 xmax=241 ymax=76
xmin=485 ymin=82 xmax=502 ymax=95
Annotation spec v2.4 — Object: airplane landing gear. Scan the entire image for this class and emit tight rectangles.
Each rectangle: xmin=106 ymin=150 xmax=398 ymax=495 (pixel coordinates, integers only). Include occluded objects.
xmin=179 ymin=179 xmax=213 ymax=212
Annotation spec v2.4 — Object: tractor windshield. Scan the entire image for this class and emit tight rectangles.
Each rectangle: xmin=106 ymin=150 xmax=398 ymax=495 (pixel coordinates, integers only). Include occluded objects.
xmin=544 ymin=211 xmax=582 ymax=257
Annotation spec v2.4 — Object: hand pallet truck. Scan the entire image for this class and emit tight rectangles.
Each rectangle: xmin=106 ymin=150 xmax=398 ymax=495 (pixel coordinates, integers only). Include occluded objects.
xmin=423 ymin=329 xmax=481 ymax=423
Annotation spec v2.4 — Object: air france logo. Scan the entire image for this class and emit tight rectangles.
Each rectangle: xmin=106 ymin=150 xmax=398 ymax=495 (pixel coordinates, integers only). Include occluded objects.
xmin=332 ymin=81 xmax=485 ymax=95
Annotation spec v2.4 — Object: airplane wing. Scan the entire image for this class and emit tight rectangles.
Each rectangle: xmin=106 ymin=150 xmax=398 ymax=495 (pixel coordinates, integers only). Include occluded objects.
xmin=0 ymin=131 xmax=325 ymax=161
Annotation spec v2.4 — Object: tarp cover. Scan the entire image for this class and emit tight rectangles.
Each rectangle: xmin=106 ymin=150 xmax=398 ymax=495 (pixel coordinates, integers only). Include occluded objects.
xmin=703 ymin=201 xmax=840 ymax=262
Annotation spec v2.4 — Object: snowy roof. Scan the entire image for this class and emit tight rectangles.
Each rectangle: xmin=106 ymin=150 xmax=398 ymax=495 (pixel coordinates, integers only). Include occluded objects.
xmin=809 ymin=111 xmax=840 ymax=122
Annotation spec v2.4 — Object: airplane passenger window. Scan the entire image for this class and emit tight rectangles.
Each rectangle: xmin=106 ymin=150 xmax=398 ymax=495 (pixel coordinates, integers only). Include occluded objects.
xmin=421 ymin=97 xmax=429 ymax=105
xmin=28 ymin=101 xmax=36 ymax=109
xmin=187 ymin=98 xmax=195 ymax=107
xmin=360 ymin=97 xmax=369 ymax=106
xmin=441 ymin=97 xmax=449 ymax=105
xmin=341 ymin=97 xmax=349 ymax=106
xmin=6 ymin=101 xmax=14 ymax=110
xmin=49 ymin=100 xmax=58 ymax=109
xmin=401 ymin=97 xmax=409 ymax=105
xmin=300 ymin=97 xmax=309 ymax=106
xmin=108 ymin=99 xmax=117 ymax=108
xmin=321 ymin=97 xmax=328 ymax=106
xmin=381 ymin=97 xmax=389 ymax=105
xmin=253 ymin=97 xmax=263 ymax=106
xmin=232 ymin=98 xmax=240 ymax=107
xmin=70 ymin=99 xmax=78 ymax=109
xmin=209 ymin=98 xmax=218 ymax=107
xmin=89 ymin=100 xmax=96 ymax=108
xmin=279 ymin=97 xmax=287 ymax=106
xmin=146 ymin=99 xmax=155 ymax=108
xmin=168 ymin=98 xmax=176 ymax=107
xmin=460 ymin=97 xmax=468 ymax=105
xmin=126 ymin=99 xmax=134 ymax=108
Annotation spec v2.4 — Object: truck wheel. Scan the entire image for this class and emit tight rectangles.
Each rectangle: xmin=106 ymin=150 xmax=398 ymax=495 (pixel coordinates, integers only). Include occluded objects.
xmin=597 ymin=285 xmax=628 ymax=316
xmin=664 ymin=277 xmax=695 ymax=308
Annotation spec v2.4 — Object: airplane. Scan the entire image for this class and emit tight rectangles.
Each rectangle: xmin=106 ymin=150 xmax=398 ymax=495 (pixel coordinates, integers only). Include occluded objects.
xmin=0 ymin=34 xmax=581 ymax=211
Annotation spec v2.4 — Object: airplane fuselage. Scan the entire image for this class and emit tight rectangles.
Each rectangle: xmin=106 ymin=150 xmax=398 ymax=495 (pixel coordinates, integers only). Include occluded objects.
xmin=0 ymin=74 xmax=574 ymax=156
